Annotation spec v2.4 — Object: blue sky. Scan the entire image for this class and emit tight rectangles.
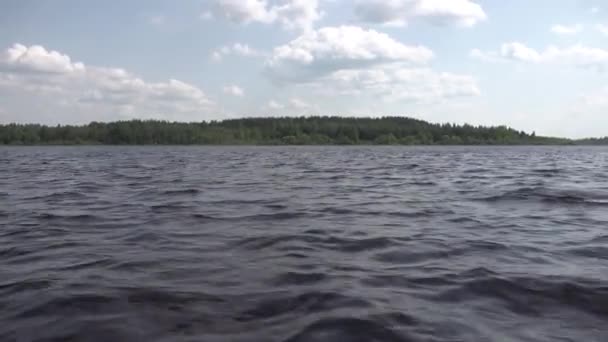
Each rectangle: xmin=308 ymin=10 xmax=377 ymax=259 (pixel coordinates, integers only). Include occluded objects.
xmin=0 ymin=0 xmax=607 ymax=138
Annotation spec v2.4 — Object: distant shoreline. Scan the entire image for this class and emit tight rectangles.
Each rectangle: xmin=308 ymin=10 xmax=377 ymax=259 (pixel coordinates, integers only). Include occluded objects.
xmin=1 ymin=117 xmax=606 ymax=146
xmin=2 ymin=143 xmax=605 ymax=147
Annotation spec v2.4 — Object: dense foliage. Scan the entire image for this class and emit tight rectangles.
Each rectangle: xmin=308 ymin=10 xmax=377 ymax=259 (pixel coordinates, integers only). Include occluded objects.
xmin=575 ymin=137 xmax=608 ymax=145
xmin=0 ymin=116 xmax=585 ymax=145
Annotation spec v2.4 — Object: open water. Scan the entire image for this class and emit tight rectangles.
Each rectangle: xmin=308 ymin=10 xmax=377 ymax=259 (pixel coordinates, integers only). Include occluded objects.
xmin=1 ymin=146 xmax=607 ymax=341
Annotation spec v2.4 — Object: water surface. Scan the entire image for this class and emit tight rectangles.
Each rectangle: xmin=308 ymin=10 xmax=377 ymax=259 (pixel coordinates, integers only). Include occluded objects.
xmin=1 ymin=146 xmax=607 ymax=341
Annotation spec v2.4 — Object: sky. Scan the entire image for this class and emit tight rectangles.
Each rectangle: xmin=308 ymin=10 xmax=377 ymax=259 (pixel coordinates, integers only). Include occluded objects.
xmin=0 ymin=0 xmax=607 ymax=138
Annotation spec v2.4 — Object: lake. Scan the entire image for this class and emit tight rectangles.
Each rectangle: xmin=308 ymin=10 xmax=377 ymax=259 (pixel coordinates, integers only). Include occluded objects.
xmin=1 ymin=146 xmax=607 ymax=341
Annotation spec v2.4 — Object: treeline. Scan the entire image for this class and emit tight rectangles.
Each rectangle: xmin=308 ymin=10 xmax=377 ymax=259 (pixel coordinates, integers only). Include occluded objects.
xmin=576 ymin=137 xmax=608 ymax=145
xmin=0 ymin=116 xmax=581 ymax=145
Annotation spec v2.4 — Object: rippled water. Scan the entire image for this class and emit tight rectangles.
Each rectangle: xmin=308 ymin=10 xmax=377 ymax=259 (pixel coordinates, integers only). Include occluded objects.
xmin=1 ymin=146 xmax=608 ymax=342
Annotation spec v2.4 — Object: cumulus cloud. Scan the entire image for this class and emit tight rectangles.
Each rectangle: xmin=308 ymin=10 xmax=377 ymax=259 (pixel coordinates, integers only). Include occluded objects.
xmin=205 ymin=0 xmax=322 ymax=31
xmin=263 ymin=98 xmax=317 ymax=115
xmin=471 ymin=42 xmax=608 ymax=70
xmin=267 ymin=100 xmax=285 ymax=109
xmin=1 ymin=43 xmax=85 ymax=73
xmin=211 ymin=43 xmax=264 ymax=62
xmin=499 ymin=42 xmax=542 ymax=62
xmin=289 ymin=98 xmax=310 ymax=108
xmin=550 ymin=24 xmax=583 ymax=35
xmin=319 ymin=66 xmax=480 ymax=102
xmin=223 ymin=84 xmax=244 ymax=96
xmin=581 ymin=86 xmax=608 ymax=107
xmin=265 ymin=26 xmax=433 ymax=82
xmin=0 ymin=44 xmax=216 ymax=123
xmin=265 ymin=26 xmax=478 ymax=104
xmin=354 ymin=0 xmax=487 ymax=27
xmin=469 ymin=48 xmax=500 ymax=63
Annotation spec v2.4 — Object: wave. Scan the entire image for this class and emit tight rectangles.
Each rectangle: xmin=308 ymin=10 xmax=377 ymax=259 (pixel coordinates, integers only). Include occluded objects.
xmin=565 ymin=246 xmax=608 ymax=260
xmin=477 ymin=187 xmax=608 ymax=206
xmin=435 ymin=274 xmax=608 ymax=317
xmin=318 ymin=207 xmax=454 ymax=217
xmin=35 ymin=212 xmax=99 ymax=221
xmin=236 ymin=292 xmax=371 ymax=322
xmin=234 ymin=235 xmax=404 ymax=253
xmin=3 ymin=146 xmax=608 ymax=341
xmin=284 ymin=317 xmax=413 ymax=342
xmin=162 ymin=188 xmax=200 ymax=195
xmin=23 ymin=191 xmax=89 ymax=201
xmin=272 ymin=272 xmax=328 ymax=286
xmin=374 ymin=241 xmax=509 ymax=265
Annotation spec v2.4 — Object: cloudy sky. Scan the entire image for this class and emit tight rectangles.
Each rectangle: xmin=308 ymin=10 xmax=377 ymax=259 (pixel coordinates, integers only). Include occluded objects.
xmin=1 ymin=0 xmax=607 ymax=138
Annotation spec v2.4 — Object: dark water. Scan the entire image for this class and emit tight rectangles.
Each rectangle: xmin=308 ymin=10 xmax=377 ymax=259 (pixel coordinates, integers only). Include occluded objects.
xmin=1 ymin=146 xmax=608 ymax=342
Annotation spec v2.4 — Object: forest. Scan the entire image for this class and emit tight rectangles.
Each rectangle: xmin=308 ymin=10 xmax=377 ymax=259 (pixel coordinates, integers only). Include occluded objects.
xmin=0 ymin=116 xmax=594 ymax=145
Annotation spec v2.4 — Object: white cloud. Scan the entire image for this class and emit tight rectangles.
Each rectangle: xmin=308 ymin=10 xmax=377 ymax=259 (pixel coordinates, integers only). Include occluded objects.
xmin=147 ymin=15 xmax=166 ymax=26
xmin=267 ymin=100 xmax=285 ymax=109
xmin=550 ymin=24 xmax=583 ymax=35
xmin=289 ymin=98 xmax=310 ymax=108
xmin=581 ymin=86 xmax=608 ymax=107
xmin=211 ymin=43 xmax=264 ymax=62
xmin=1 ymin=43 xmax=85 ymax=73
xmin=263 ymin=98 xmax=318 ymax=115
xmin=265 ymin=26 xmax=478 ymax=104
xmin=597 ymin=24 xmax=608 ymax=36
xmin=0 ymin=44 xmax=216 ymax=123
xmin=354 ymin=0 xmax=487 ymax=27
xmin=318 ymin=66 xmax=480 ymax=103
xmin=206 ymin=0 xmax=322 ymax=31
xmin=210 ymin=0 xmax=276 ymax=24
xmin=469 ymin=48 xmax=501 ymax=63
xmin=223 ymin=84 xmax=244 ymax=96
xmin=500 ymin=42 xmax=542 ymax=62
xmin=472 ymin=42 xmax=608 ymax=70
xmin=591 ymin=7 xmax=600 ymax=14
xmin=265 ymin=25 xmax=433 ymax=82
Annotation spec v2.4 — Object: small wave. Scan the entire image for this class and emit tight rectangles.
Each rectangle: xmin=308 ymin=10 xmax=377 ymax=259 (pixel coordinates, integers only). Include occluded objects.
xmin=335 ymin=237 xmax=400 ymax=253
xmin=235 ymin=234 xmax=402 ymax=254
xmin=361 ymin=274 xmax=455 ymax=289
xmin=0 ymin=247 xmax=32 ymax=258
xmin=374 ymin=249 xmax=451 ymax=264
xmin=448 ymin=216 xmax=482 ymax=224
xmin=214 ymin=212 xmax=311 ymax=221
xmin=477 ymin=187 xmax=608 ymax=206
xmin=250 ymin=212 xmax=310 ymax=221
xmin=162 ymin=188 xmax=200 ymax=195
xmin=237 ymin=292 xmax=371 ymax=322
xmin=407 ymin=181 xmax=437 ymax=186
xmin=284 ymin=317 xmax=413 ymax=342
xmin=190 ymin=213 xmax=217 ymax=220
xmin=125 ymin=288 xmax=225 ymax=306
xmin=272 ymin=272 xmax=328 ymax=286
xmin=58 ymin=258 xmax=114 ymax=271
xmin=265 ymin=204 xmax=288 ymax=210
xmin=436 ymin=274 xmax=608 ymax=317
xmin=0 ymin=279 xmax=53 ymax=295
xmin=565 ymin=246 xmax=608 ymax=260
xmin=531 ymin=168 xmax=562 ymax=174
xmin=234 ymin=235 xmax=322 ymax=250
xmin=15 ymin=293 xmax=117 ymax=318
xmin=123 ymin=231 xmax=170 ymax=244
xmin=149 ymin=203 xmax=196 ymax=212
xmin=318 ymin=207 xmax=452 ymax=218
xmin=24 ymin=191 xmax=89 ymax=201
xmin=35 ymin=212 xmax=99 ymax=221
